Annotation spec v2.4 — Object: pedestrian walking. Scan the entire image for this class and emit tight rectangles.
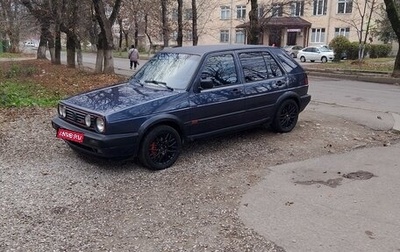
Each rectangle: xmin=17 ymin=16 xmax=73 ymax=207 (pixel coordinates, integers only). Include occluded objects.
xmin=128 ymin=45 xmax=139 ymax=70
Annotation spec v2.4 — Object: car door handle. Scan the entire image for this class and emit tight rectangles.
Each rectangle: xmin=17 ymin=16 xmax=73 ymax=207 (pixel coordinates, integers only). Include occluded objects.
xmin=231 ymin=88 xmax=242 ymax=96
xmin=276 ymin=80 xmax=286 ymax=87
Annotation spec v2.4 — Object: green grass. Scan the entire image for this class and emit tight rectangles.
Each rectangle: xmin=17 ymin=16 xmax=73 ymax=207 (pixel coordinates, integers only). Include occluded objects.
xmin=0 ymin=81 xmax=61 ymax=107
xmin=310 ymin=57 xmax=395 ymax=73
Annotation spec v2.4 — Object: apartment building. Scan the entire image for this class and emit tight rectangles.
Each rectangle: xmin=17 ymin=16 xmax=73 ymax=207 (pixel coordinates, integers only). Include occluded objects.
xmin=177 ymin=0 xmax=385 ymax=48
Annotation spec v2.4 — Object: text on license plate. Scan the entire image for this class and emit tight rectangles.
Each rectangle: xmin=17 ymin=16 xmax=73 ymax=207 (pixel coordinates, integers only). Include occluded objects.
xmin=57 ymin=128 xmax=84 ymax=143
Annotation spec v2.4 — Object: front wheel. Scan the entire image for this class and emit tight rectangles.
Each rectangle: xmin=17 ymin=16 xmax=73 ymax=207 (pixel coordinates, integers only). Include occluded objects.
xmin=321 ymin=56 xmax=328 ymax=63
xmin=139 ymin=125 xmax=182 ymax=170
xmin=272 ymin=99 xmax=299 ymax=133
xmin=300 ymin=56 xmax=306 ymax=62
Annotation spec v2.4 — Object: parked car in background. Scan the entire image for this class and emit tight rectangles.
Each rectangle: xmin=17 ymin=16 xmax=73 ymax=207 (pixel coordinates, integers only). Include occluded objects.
xmin=23 ymin=41 xmax=36 ymax=47
xmin=52 ymin=45 xmax=311 ymax=170
xmin=283 ymin=45 xmax=304 ymax=58
xmin=298 ymin=46 xmax=334 ymax=63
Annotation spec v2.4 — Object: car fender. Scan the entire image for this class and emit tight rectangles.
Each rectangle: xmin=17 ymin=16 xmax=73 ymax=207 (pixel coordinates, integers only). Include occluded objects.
xmin=275 ymin=91 xmax=301 ymax=111
xmin=136 ymin=114 xmax=185 ymax=148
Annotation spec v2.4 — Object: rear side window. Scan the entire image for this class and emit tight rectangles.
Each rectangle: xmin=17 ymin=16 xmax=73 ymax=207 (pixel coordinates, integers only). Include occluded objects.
xmin=201 ymin=54 xmax=238 ymax=87
xmin=275 ymin=50 xmax=300 ymax=73
xmin=239 ymin=51 xmax=283 ymax=83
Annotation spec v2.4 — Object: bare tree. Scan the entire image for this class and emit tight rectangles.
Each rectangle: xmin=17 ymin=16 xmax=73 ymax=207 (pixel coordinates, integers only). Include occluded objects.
xmin=0 ymin=0 xmax=28 ymax=53
xmin=176 ymin=0 xmax=183 ymax=46
xmin=161 ymin=0 xmax=169 ymax=47
xmin=383 ymin=0 xmax=400 ymax=77
xmin=21 ymin=0 xmax=59 ymax=61
xmin=92 ymin=0 xmax=122 ymax=74
xmin=247 ymin=0 xmax=259 ymax=44
xmin=191 ymin=0 xmax=198 ymax=45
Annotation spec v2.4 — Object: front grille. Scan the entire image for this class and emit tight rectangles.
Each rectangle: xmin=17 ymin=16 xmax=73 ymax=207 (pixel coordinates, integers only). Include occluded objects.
xmin=64 ymin=107 xmax=96 ymax=131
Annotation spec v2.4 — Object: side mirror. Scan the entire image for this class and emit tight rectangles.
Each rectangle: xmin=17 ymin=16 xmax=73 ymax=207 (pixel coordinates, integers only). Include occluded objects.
xmin=200 ymin=79 xmax=214 ymax=90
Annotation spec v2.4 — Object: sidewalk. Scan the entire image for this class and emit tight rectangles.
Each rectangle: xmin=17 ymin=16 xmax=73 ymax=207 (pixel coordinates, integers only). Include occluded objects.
xmin=239 ymin=142 xmax=400 ymax=252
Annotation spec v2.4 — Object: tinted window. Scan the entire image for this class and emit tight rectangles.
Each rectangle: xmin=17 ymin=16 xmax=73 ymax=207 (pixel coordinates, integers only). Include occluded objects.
xmin=201 ymin=54 xmax=238 ymax=87
xmin=276 ymin=50 xmax=299 ymax=73
xmin=239 ymin=51 xmax=283 ymax=82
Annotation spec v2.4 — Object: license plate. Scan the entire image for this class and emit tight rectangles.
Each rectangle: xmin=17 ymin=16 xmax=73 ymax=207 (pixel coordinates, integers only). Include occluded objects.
xmin=57 ymin=128 xmax=84 ymax=143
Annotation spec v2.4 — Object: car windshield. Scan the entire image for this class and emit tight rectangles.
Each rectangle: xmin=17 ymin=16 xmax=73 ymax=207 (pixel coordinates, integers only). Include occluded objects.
xmin=319 ymin=47 xmax=331 ymax=52
xmin=131 ymin=52 xmax=201 ymax=90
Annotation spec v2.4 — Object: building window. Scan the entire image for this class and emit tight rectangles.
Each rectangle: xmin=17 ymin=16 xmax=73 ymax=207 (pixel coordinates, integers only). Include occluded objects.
xmin=313 ymin=0 xmax=327 ymax=15
xmin=338 ymin=0 xmax=352 ymax=13
xmin=291 ymin=1 xmax=304 ymax=16
xmin=311 ymin=28 xmax=326 ymax=42
xmin=235 ymin=30 xmax=245 ymax=44
xmin=272 ymin=4 xmax=283 ymax=17
xmin=236 ymin=5 xmax=246 ymax=19
xmin=335 ymin=27 xmax=350 ymax=38
xmin=220 ymin=6 xmax=230 ymax=20
xmin=220 ymin=30 xmax=230 ymax=43
xmin=185 ymin=9 xmax=193 ymax=20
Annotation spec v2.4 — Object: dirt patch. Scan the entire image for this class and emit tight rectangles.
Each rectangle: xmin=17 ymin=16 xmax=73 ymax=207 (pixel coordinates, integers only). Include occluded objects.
xmin=0 ymin=59 xmax=126 ymax=97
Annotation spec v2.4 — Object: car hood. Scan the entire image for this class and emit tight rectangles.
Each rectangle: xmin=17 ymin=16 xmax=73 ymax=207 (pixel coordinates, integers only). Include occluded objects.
xmin=63 ymin=82 xmax=181 ymax=115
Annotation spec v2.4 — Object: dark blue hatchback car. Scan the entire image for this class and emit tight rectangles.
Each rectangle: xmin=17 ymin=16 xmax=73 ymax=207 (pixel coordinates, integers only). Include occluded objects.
xmin=52 ymin=45 xmax=311 ymax=170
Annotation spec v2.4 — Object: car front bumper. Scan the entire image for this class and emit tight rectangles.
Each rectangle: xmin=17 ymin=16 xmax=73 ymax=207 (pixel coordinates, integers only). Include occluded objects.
xmin=52 ymin=117 xmax=139 ymax=158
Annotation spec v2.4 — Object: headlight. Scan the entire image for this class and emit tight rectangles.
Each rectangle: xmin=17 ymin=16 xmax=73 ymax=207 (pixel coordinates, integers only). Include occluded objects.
xmin=95 ymin=117 xmax=105 ymax=133
xmin=58 ymin=104 xmax=66 ymax=118
xmin=85 ymin=114 xmax=91 ymax=127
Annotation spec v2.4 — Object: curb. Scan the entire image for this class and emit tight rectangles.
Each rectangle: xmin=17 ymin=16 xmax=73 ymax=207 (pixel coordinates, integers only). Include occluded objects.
xmin=305 ymin=68 xmax=400 ymax=85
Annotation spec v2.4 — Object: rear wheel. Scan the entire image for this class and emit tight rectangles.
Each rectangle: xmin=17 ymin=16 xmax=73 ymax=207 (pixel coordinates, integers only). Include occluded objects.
xmin=139 ymin=125 xmax=181 ymax=170
xmin=321 ymin=56 xmax=328 ymax=63
xmin=272 ymin=99 xmax=299 ymax=133
xmin=290 ymin=53 xmax=295 ymax=58
xmin=300 ymin=56 xmax=306 ymax=62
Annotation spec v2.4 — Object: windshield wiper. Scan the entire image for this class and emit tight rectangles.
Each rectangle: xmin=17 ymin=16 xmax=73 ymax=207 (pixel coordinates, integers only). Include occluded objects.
xmin=144 ymin=80 xmax=173 ymax=91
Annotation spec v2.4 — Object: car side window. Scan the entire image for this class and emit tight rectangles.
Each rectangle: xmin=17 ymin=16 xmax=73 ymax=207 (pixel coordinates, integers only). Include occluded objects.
xmin=239 ymin=52 xmax=283 ymax=83
xmin=201 ymin=54 xmax=238 ymax=88
xmin=239 ymin=52 xmax=268 ymax=82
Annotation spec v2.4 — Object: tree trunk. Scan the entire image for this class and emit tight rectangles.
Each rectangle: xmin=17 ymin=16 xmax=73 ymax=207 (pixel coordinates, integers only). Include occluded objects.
xmin=177 ymin=0 xmax=183 ymax=46
xmin=96 ymin=49 xmax=104 ymax=73
xmin=161 ymin=0 xmax=169 ymax=47
xmin=383 ymin=0 xmax=400 ymax=77
xmin=54 ymin=23 xmax=62 ymax=65
xmin=92 ymin=0 xmax=122 ymax=74
xmin=66 ymin=35 xmax=76 ymax=68
xmin=192 ymin=0 xmax=198 ymax=45
xmin=248 ymin=0 xmax=259 ymax=44
xmin=104 ymin=49 xmax=114 ymax=73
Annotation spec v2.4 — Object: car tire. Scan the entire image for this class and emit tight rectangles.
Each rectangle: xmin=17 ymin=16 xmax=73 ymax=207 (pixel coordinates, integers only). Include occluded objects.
xmin=272 ymin=99 xmax=299 ymax=133
xmin=291 ymin=53 xmax=295 ymax=58
xmin=321 ymin=57 xmax=328 ymax=63
xmin=300 ymin=56 xmax=306 ymax=62
xmin=139 ymin=125 xmax=182 ymax=170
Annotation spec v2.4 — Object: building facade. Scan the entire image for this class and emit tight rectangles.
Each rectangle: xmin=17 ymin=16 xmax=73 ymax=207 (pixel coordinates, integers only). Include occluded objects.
xmin=174 ymin=0 xmax=386 ymax=48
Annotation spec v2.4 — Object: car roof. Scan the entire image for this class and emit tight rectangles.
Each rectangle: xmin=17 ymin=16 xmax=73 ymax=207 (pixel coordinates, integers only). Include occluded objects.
xmin=161 ymin=45 xmax=276 ymax=56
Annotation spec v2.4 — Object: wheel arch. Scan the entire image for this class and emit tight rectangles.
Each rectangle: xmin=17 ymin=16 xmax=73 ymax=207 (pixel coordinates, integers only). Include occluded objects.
xmin=136 ymin=114 xmax=185 ymax=155
xmin=275 ymin=91 xmax=301 ymax=111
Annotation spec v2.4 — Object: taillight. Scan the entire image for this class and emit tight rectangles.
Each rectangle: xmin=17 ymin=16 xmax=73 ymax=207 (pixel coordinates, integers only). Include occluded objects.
xmin=304 ymin=73 xmax=309 ymax=85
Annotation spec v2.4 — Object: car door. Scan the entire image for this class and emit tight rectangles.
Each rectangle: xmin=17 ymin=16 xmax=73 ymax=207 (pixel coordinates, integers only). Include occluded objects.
xmin=239 ymin=50 xmax=287 ymax=124
xmin=187 ymin=53 xmax=246 ymax=138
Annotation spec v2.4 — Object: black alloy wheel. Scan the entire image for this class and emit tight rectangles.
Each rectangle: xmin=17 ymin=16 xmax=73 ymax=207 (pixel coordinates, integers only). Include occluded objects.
xmin=139 ymin=125 xmax=181 ymax=170
xmin=272 ymin=99 xmax=299 ymax=133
